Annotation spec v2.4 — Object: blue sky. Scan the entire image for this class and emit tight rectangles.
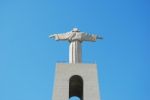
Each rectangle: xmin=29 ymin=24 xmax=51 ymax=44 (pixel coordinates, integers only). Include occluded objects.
xmin=0 ymin=0 xmax=150 ymax=100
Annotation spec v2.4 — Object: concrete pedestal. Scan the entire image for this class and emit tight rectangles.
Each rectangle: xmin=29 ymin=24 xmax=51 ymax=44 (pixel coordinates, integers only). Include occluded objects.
xmin=52 ymin=63 xmax=101 ymax=100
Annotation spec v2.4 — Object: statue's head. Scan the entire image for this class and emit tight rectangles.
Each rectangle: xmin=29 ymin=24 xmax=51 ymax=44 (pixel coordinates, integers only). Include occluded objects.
xmin=72 ymin=28 xmax=80 ymax=32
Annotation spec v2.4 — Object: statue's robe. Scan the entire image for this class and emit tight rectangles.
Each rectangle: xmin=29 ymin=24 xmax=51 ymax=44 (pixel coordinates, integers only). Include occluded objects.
xmin=50 ymin=31 xmax=100 ymax=63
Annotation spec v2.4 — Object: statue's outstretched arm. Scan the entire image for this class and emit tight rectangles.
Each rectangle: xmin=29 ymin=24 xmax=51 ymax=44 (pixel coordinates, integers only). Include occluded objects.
xmin=81 ymin=33 xmax=103 ymax=41
xmin=49 ymin=32 xmax=71 ymax=40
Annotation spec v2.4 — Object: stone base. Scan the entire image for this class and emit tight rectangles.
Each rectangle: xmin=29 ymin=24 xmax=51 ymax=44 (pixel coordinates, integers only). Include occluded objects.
xmin=52 ymin=63 xmax=101 ymax=100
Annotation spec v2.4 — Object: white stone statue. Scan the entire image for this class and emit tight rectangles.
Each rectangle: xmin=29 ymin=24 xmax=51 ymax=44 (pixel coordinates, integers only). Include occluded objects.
xmin=49 ymin=28 xmax=102 ymax=63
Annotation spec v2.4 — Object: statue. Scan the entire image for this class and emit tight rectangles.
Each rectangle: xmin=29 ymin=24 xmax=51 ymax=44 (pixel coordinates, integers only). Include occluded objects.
xmin=49 ymin=28 xmax=102 ymax=63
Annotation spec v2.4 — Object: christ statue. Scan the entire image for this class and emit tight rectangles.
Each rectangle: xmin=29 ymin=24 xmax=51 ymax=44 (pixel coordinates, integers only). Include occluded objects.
xmin=49 ymin=28 xmax=102 ymax=63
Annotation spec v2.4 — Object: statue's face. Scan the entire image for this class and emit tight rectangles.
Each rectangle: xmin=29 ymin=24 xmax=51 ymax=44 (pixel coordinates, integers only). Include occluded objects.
xmin=72 ymin=28 xmax=80 ymax=32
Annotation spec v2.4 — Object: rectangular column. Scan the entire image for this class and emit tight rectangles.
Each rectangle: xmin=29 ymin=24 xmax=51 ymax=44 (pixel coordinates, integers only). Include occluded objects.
xmin=52 ymin=63 xmax=101 ymax=100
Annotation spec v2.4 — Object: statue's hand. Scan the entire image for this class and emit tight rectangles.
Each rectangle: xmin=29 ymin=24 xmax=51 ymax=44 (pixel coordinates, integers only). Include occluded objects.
xmin=96 ymin=35 xmax=103 ymax=39
xmin=49 ymin=34 xmax=56 ymax=39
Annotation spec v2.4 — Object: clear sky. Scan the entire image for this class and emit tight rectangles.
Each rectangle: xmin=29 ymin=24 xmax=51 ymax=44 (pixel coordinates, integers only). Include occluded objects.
xmin=0 ymin=0 xmax=150 ymax=100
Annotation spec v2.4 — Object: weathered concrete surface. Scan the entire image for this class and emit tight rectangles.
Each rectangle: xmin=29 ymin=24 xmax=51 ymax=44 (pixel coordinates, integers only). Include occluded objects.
xmin=52 ymin=63 xmax=101 ymax=100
